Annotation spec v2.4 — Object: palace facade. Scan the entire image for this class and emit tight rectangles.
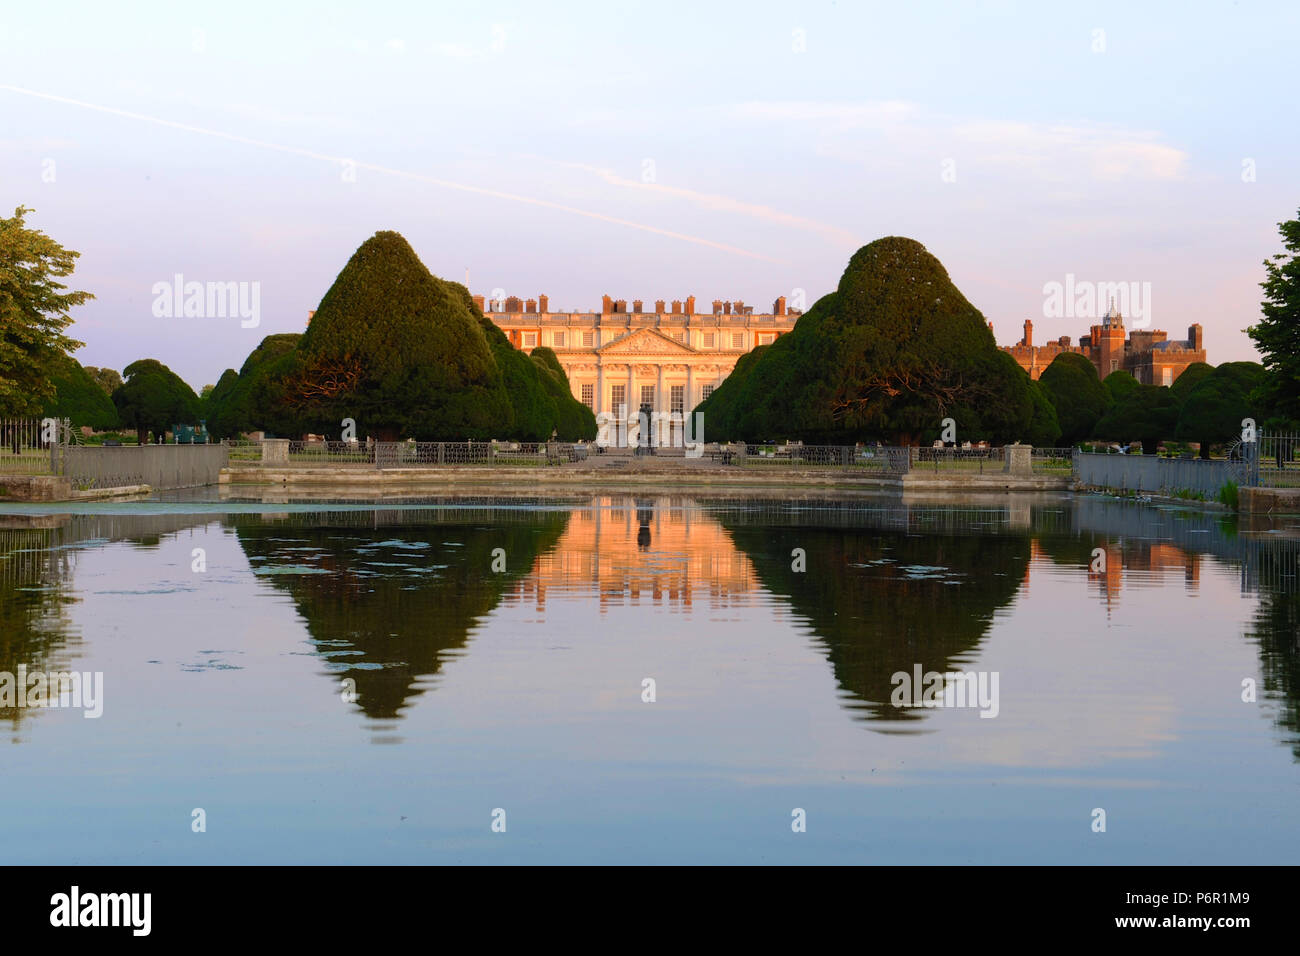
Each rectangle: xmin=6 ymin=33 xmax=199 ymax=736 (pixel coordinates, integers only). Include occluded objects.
xmin=475 ymin=293 xmax=799 ymax=423
xmin=1002 ymin=310 xmax=1206 ymax=385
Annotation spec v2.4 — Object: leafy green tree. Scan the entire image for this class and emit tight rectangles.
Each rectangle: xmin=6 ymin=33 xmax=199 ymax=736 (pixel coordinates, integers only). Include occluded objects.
xmin=1175 ymin=361 xmax=1267 ymax=457
xmin=1103 ymin=369 xmax=1140 ymax=404
xmin=1037 ymin=353 xmax=1110 ymax=445
xmin=694 ymin=342 xmax=771 ymax=437
xmin=209 ymin=334 xmax=301 ymax=438
xmin=40 ymin=355 xmax=119 ymax=430
xmin=945 ymin=350 xmax=1035 ymax=446
xmin=1095 ymin=384 xmax=1180 ymax=454
xmin=0 ymin=207 xmax=90 ymax=416
xmin=284 ymin=232 xmax=511 ymax=441
xmin=697 ymin=237 xmax=1032 ymax=444
xmin=1169 ymin=361 xmax=1213 ymax=405
xmin=204 ymin=369 xmax=240 ymax=437
xmin=530 ymin=346 xmax=597 ymax=440
xmin=112 ymin=359 xmax=201 ymax=444
xmin=1024 ymin=377 xmax=1063 ymax=447
xmin=83 ymin=366 xmax=123 ymax=395
xmin=250 ymin=350 xmax=312 ymax=438
xmin=1247 ymin=207 xmax=1300 ymax=427
xmin=529 ymin=346 xmax=565 ymax=382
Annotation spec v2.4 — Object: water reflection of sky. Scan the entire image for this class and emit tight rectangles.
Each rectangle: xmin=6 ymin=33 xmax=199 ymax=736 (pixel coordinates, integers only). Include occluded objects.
xmin=0 ymin=495 xmax=1296 ymax=864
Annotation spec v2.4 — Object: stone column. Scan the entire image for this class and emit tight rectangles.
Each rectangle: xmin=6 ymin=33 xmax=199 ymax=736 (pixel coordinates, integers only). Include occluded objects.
xmin=596 ymin=363 xmax=605 ymax=416
xmin=656 ymin=364 xmax=665 ymax=446
xmin=1004 ymin=445 xmax=1032 ymax=476
xmin=682 ymin=364 xmax=693 ymax=447
xmin=262 ymin=439 xmax=290 ymax=465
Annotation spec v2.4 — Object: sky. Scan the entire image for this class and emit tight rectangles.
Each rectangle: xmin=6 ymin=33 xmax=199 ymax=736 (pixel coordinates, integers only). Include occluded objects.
xmin=2 ymin=0 xmax=1296 ymax=390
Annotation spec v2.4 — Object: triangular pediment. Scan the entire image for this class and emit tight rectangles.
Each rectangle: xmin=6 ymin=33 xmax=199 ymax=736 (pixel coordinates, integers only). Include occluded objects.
xmin=597 ymin=328 xmax=696 ymax=354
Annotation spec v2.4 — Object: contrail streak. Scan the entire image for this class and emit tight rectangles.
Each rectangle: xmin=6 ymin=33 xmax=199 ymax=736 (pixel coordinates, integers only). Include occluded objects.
xmin=1 ymin=84 xmax=782 ymax=263
xmin=550 ymin=159 xmax=857 ymax=248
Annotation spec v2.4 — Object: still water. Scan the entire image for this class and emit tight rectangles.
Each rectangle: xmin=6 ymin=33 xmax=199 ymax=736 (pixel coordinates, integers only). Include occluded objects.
xmin=1 ymin=491 xmax=1297 ymax=864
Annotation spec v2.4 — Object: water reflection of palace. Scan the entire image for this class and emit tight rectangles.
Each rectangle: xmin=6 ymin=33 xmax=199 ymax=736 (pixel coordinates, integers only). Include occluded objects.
xmin=513 ymin=496 xmax=759 ymax=612
xmin=1078 ymin=541 xmax=1203 ymax=609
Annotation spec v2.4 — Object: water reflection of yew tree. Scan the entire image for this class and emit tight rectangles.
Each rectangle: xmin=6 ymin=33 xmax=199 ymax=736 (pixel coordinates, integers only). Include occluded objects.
xmin=1245 ymin=549 xmax=1300 ymax=760
xmin=0 ymin=514 xmax=219 ymax=730
xmin=235 ymin=511 xmax=568 ymax=720
xmin=0 ymin=525 xmax=78 ymax=730
xmin=721 ymin=521 xmax=1028 ymax=724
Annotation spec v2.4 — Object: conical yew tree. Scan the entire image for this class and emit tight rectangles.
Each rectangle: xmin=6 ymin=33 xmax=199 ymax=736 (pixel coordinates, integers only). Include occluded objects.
xmin=697 ymin=236 xmax=1033 ymax=444
xmin=1038 ymin=352 xmax=1111 ymax=445
xmin=291 ymin=231 xmax=511 ymax=440
xmin=206 ymin=333 xmax=300 ymax=439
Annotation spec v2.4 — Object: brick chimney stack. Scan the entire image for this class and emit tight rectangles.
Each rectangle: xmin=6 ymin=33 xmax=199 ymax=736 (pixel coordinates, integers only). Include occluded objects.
xmin=472 ymin=295 xmax=485 ymax=313
xmin=632 ymin=299 xmax=643 ymax=314
xmin=1023 ymin=319 xmax=1033 ymax=348
xmin=654 ymin=299 xmax=666 ymax=314
xmin=602 ymin=295 xmax=613 ymax=315
xmin=1189 ymin=324 xmax=1203 ymax=351
xmin=615 ymin=299 xmax=627 ymax=313
xmin=685 ymin=296 xmax=696 ymax=315
xmin=774 ymin=296 xmax=786 ymax=316
xmin=671 ymin=300 xmax=682 ymax=315
xmin=525 ymin=298 xmax=537 ymax=314
xmin=712 ymin=300 xmax=724 ymax=314
xmin=538 ymin=294 xmax=549 ymax=313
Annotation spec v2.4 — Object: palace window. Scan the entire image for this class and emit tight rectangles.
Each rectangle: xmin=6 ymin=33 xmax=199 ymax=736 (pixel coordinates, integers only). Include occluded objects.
xmin=673 ymin=331 xmax=687 ymax=344
xmin=1162 ymin=367 xmax=1173 ymax=386
xmin=581 ymin=384 xmax=594 ymax=408
xmin=611 ymin=385 xmax=626 ymax=413
xmin=732 ymin=332 xmax=745 ymax=349
xmin=702 ymin=384 xmax=714 ymax=400
xmin=757 ymin=332 xmax=775 ymax=345
xmin=640 ymin=385 xmax=656 ymax=409
xmin=702 ymin=333 xmax=715 ymax=348
xmin=553 ymin=331 xmax=566 ymax=348
xmin=582 ymin=331 xmax=595 ymax=347
xmin=523 ymin=332 xmax=537 ymax=348
xmin=671 ymin=385 xmax=684 ymax=414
